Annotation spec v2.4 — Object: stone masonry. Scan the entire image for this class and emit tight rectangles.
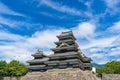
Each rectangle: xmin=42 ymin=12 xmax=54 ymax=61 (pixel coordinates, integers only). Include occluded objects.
xmin=2 ymin=68 xmax=100 ymax=80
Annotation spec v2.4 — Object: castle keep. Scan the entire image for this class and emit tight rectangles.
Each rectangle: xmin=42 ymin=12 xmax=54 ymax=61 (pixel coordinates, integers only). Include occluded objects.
xmin=27 ymin=31 xmax=92 ymax=72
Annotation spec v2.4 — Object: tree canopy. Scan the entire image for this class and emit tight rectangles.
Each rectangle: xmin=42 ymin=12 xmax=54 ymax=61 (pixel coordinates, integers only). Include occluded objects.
xmin=0 ymin=60 xmax=28 ymax=76
xmin=0 ymin=60 xmax=7 ymax=76
xmin=96 ymin=61 xmax=120 ymax=77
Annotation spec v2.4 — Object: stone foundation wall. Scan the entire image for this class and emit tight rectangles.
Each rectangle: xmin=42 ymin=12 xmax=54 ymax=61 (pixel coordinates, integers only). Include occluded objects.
xmin=1 ymin=72 xmax=120 ymax=80
xmin=102 ymin=74 xmax=120 ymax=80
xmin=1 ymin=68 xmax=100 ymax=80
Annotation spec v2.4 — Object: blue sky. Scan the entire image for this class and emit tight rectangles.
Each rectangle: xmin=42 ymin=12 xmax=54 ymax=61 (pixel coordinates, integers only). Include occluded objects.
xmin=0 ymin=0 xmax=120 ymax=64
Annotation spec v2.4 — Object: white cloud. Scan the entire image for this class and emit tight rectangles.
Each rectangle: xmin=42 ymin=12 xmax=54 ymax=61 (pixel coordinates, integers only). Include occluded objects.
xmin=73 ymin=21 xmax=120 ymax=50
xmin=0 ymin=21 xmax=120 ymax=64
xmin=0 ymin=16 xmax=42 ymax=28
xmin=77 ymin=22 xmax=95 ymax=36
xmin=89 ymin=47 xmax=101 ymax=53
xmin=73 ymin=22 xmax=96 ymax=42
xmin=40 ymin=0 xmax=81 ymax=16
xmin=108 ymin=21 xmax=120 ymax=33
xmin=0 ymin=45 xmax=32 ymax=63
xmin=26 ymin=30 xmax=59 ymax=48
xmin=0 ymin=17 xmax=16 ymax=27
xmin=86 ymin=45 xmax=120 ymax=64
xmin=0 ymin=2 xmax=24 ymax=16
xmin=104 ymin=0 xmax=120 ymax=9
xmin=109 ymin=46 xmax=120 ymax=56
xmin=110 ymin=51 xmax=120 ymax=56
xmin=90 ymin=53 xmax=108 ymax=64
xmin=111 ymin=36 xmax=120 ymax=45
xmin=0 ymin=29 xmax=68 ymax=63
xmin=117 ymin=59 xmax=120 ymax=61
xmin=0 ymin=0 xmax=120 ymax=65
xmin=104 ymin=0 xmax=120 ymax=15
xmin=40 ymin=11 xmax=67 ymax=19
xmin=0 ymin=31 xmax=25 ymax=41
xmin=89 ymin=36 xmax=117 ymax=48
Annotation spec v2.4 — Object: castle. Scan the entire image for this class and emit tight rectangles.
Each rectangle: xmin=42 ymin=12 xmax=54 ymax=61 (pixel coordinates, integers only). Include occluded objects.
xmin=27 ymin=31 xmax=92 ymax=72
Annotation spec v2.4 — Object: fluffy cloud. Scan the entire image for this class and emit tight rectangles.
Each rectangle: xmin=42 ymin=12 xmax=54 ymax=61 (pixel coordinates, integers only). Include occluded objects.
xmin=0 ymin=29 xmax=67 ymax=63
xmin=77 ymin=22 xmax=95 ymax=37
xmin=0 ymin=31 xmax=25 ymax=41
xmin=0 ymin=21 xmax=120 ymax=64
xmin=0 ymin=0 xmax=120 ymax=65
xmin=73 ymin=22 xmax=96 ymax=41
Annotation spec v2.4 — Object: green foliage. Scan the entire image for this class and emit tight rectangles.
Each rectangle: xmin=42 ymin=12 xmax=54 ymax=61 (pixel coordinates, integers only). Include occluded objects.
xmin=0 ymin=60 xmax=7 ymax=76
xmin=96 ymin=68 xmax=103 ymax=77
xmin=96 ymin=61 xmax=120 ymax=77
xmin=0 ymin=60 xmax=28 ymax=76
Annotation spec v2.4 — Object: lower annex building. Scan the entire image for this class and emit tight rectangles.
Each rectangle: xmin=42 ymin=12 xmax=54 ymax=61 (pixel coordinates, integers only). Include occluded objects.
xmin=27 ymin=31 xmax=93 ymax=72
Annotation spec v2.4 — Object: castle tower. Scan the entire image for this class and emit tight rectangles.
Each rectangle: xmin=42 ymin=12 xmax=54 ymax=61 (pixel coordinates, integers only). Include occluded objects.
xmin=45 ymin=31 xmax=84 ymax=69
xmin=27 ymin=50 xmax=49 ymax=71
xmin=27 ymin=31 xmax=92 ymax=72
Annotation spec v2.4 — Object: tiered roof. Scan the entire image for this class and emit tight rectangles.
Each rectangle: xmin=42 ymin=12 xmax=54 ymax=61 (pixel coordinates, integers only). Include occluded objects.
xmin=27 ymin=31 xmax=93 ymax=72
xmin=51 ymin=31 xmax=79 ymax=52
xmin=57 ymin=31 xmax=76 ymax=40
xmin=31 ymin=50 xmax=46 ymax=57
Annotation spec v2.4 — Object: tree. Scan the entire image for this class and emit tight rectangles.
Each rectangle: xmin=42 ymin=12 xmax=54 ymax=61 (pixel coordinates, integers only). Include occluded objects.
xmin=0 ymin=60 xmax=28 ymax=76
xmin=103 ymin=61 xmax=120 ymax=74
xmin=7 ymin=60 xmax=28 ymax=76
xmin=0 ymin=60 xmax=7 ymax=76
xmin=96 ymin=61 xmax=120 ymax=77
